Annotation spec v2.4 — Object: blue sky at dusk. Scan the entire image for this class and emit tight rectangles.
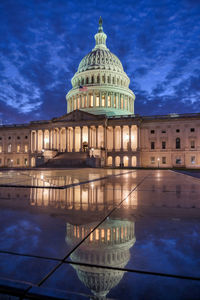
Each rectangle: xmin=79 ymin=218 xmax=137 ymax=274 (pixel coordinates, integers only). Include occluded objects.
xmin=0 ymin=0 xmax=200 ymax=124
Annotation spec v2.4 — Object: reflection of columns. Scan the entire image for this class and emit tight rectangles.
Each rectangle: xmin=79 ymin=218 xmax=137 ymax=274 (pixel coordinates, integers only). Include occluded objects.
xmin=96 ymin=126 xmax=98 ymax=148
xmin=80 ymin=126 xmax=83 ymax=152
xmin=121 ymin=126 xmax=123 ymax=151
xmin=113 ymin=126 xmax=115 ymax=151
xmin=42 ymin=130 xmax=44 ymax=150
xmin=88 ymin=126 xmax=90 ymax=148
xmin=65 ymin=127 xmax=68 ymax=152
xmin=129 ymin=125 xmax=131 ymax=150
xmin=73 ymin=127 xmax=75 ymax=152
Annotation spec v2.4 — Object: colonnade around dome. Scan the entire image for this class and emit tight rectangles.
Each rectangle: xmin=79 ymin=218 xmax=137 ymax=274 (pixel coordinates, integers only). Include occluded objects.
xmin=67 ymin=90 xmax=134 ymax=115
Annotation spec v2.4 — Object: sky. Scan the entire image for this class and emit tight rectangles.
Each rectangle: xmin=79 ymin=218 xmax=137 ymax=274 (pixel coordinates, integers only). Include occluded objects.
xmin=0 ymin=0 xmax=200 ymax=124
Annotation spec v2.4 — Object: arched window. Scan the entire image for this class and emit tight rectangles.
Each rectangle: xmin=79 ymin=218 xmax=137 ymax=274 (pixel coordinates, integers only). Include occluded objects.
xmin=97 ymin=75 xmax=100 ymax=83
xmin=8 ymin=144 xmax=12 ymax=153
xmin=112 ymin=77 xmax=115 ymax=84
xmin=86 ymin=77 xmax=89 ymax=84
xmin=81 ymin=78 xmax=84 ymax=85
xmin=91 ymin=76 xmax=94 ymax=84
xmin=176 ymin=138 xmax=181 ymax=149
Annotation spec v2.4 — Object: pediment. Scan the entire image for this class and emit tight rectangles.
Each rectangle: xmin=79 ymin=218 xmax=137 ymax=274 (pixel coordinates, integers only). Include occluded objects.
xmin=52 ymin=109 xmax=105 ymax=122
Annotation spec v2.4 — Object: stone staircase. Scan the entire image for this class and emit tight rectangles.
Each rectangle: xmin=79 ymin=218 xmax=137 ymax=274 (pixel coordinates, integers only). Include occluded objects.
xmin=44 ymin=152 xmax=89 ymax=167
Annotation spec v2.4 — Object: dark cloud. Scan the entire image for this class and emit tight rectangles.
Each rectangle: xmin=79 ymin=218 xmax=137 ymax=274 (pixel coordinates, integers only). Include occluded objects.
xmin=0 ymin=0 xmax=200 ymax=123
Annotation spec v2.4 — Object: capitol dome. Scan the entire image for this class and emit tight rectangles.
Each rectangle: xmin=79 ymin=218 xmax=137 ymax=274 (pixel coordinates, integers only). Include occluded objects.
xmin=66 ymin=17 xmax=135 ymax=117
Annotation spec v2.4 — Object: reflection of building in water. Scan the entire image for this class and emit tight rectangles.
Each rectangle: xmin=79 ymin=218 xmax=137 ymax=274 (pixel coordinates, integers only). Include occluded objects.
xmin=66 ymin=219 xmax=135 ymax=299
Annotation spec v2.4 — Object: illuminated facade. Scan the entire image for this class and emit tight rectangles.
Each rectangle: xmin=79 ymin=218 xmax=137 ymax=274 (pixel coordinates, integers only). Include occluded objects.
xmin=0 ymin=18 xmax=200 ymax=169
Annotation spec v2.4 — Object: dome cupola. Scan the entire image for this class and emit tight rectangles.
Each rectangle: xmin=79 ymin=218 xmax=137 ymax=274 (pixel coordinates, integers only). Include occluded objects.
xmin=66 ymin=17 xmax=135 ymax=117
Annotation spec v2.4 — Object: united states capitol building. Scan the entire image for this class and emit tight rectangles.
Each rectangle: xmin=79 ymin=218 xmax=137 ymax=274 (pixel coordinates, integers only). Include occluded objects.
xmin=0 ymin=18 xmax=200 ymax=169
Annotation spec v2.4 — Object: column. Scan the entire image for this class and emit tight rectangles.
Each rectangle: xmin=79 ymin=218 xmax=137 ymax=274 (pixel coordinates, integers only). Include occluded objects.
xmin=93 ymin=91 xmax=95 ymax=107
xmin=99 ymin=91 xmax=102 ymax=107
xmin=88 ymin=126 xmax=90 ymax=148
xmin=52 ymin=129 xmax=54 ymax=149
xmin=65 ymin=127 xmax=68 ymax=152
xmin=129 ymin=125 xmax=131 ymax=150
xmin=121 ymin=126 xmax=123 ymax=151
xmin=111 ymin=93 xmax=114 ymax=108
xmin=87 ymin=93 xmax=89 ymax=107
xmin=49 ymin=129 xmax=51 ymax=150
xmin=42 ymin=130 xmax=44 ymax=150
xmin=55 ymin=129 xmax=57 ymax=149
xmin=113 ymin=126 xmax=115 ymax=151
xmin=59 ymin=128 xmax=61 ymax=151
xmin=137 ymin=126 xmax=140 ymax=150
xmin=104 ymin=125 xmax=107 ymax=149
xmin=73 ymin=127 xmax=75 ymax=152
xmin=96 ymin=126 xmax=98 ymax=148
xmin=105 ymin=92 xmax=108 ymax=107
xmin=36 ymin=130 xmax=38 ymax=152
xmin=80 ymin=126 xmax=83 ymax=152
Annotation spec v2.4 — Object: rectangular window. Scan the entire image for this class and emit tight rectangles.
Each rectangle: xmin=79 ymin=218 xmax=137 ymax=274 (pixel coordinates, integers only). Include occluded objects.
xmin=108 ymin=95 xmax=111 ymax=107
xmin=176 ymin=158 xmax=181 ymax=164
xmin=191 ymin=140 xmax=195 ymax=149
xmin=102 ymin=95 xmax=105 ymax=107
xmin=17 ymin=158 xmax=20 ymax=165
xmin=96 ymin=94 xmax=100 ymax=107
xmin=162 ymin=157 xmax=166 ymax=164
xmin=190 ymin=128 xmax=195 ymax=132
xmin=17 ymin=145 xmax=20 ymax=152
xmin=24 ymin=158 xmax=28 ymax=166
xmin=151 ymin=142 xmax=155 ymax=149
xmin=114 ymin=95 xmax=116 ymax=108
xmin=0 ymin=145 xmax=2 ymax=153
xmin=162 ymin=141 xmax=166 ymax=149
xmin=151 ymin=157 xmax=155 ymax=164
xmin=150 ymin=130 xmax=155 ymax=134
xmin=8 ymin=144 xmax=12 ymax=153
xmin=191 ymin=156 xmax=195 ymax=164
xmin=25 ymin=145 xmax=28 ymax=152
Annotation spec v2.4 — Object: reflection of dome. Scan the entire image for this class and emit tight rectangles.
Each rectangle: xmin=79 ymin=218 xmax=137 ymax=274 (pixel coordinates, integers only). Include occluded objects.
xmin=75 ymin=266 xmax=124 ymax=299
xmin=66 ymin=219 xmax=135 ymax=299
xmin=66 ymin=17 xmax=135 ymax=117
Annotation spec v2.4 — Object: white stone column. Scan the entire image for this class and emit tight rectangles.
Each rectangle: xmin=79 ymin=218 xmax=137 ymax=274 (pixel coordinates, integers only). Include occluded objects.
xmin=73 ymin=127 xmax=75 ymax=152
xmin=52 ymin=129 xmax=54 ymax=149
xmin=105 ymin=92 xmax=108 ymax=108
xmin=129 ymin=125 xmax=131 ymax=150
xmin=96 ymin=126 xmax=98 ymax=148
xmin=121 ymin=126 xmax=123 ymax=151
xmin=36 ymin=130 xmax=38 ymax=152
xmin=59 ymin=128 xmax=61 ymax=151
xmin=49 ymin=129 xmax=51 ymax=150
xmin=80 ymin=126 xmax=83 ymax=152
xmin=88 ymin=126 xmax=90 ymax=148
xmin=113 ymin=126 xmax=115 ymax=151
xmin=65 ymin=127 xmax=68 ymax=152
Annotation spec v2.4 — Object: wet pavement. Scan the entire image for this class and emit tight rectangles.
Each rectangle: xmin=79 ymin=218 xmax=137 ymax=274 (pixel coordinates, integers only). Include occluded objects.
xmin=0 ymin=169 xmax=199 ymax=299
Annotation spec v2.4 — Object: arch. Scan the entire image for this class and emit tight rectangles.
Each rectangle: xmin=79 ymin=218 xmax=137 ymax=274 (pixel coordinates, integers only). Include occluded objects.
xmin=107 ymin=156 xmax=112 ymax=166
xmin=123 ymin=156 xmax=129 ymax=167
xmin=115 ymin=156 xmax=120 ymax=167
xmin=91 ymin=75 xmax=94 ymax=84
xmin=132 ymin=156 xmax=136 ymax=167
xmin=176 ymin=137 xmax=181 ymax=149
